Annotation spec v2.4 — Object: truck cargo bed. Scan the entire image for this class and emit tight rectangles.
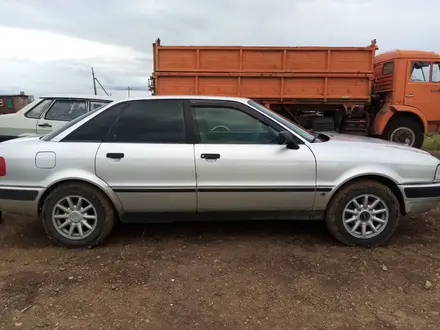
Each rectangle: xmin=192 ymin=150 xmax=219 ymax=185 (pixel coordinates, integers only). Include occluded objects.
xmin=149 ymin=39 xmax=377 ymax=104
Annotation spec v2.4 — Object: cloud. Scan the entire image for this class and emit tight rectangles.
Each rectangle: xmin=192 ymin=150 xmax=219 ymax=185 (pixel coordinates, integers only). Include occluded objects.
xmin=0 ymin=26 xmax=151 ymax=96
xmin=0 ymin=0 xmax=439 ymax=96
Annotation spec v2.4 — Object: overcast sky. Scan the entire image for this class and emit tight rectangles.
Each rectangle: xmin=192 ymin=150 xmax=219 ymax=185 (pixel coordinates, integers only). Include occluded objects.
xmin=0 ymin=0 xmax=436 ymax=98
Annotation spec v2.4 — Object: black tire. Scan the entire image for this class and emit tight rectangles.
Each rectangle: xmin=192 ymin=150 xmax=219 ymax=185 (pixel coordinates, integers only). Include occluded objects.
xmin=325 ymin=180 xmax=400 ymax=247
xmin=382 ymin=116 xmax=424 ymax=149
xmin=41 ymin=182 xmax=116 ymax=248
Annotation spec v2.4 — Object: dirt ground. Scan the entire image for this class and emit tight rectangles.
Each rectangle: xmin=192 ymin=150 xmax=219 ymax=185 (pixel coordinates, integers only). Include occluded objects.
xmin=0 ymin=210 xmax=440 ymax=330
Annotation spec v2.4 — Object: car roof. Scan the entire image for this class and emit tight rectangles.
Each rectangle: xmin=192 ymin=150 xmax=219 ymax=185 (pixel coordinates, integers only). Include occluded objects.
xmin=39 ymin=94 xmax=116 ymax=101
xmin=111 ymin=95 xmax=251 ymax=103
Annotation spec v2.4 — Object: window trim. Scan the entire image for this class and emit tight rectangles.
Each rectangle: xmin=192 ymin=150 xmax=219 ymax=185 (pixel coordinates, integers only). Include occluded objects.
xmin=187 ymin=99 xmax=302 ymax=145
xmin=104 ymin=99 xmax=189 ymax=144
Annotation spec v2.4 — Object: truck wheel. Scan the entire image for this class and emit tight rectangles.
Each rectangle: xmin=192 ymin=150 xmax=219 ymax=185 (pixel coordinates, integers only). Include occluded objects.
xmin=325 ymin=180 xmax=400 ymax=247
xmin=41 ymin=182 xmax=116 ymax=248
xmin=382 ymin=117 xmax=424 ymax=148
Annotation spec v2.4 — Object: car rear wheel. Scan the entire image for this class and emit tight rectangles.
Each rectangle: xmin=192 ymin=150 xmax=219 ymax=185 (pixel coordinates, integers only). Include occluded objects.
xmin=41 ymin=182 xmax=116 ymax=248
xmin=325 ymin=180 xmax=400 ymax=247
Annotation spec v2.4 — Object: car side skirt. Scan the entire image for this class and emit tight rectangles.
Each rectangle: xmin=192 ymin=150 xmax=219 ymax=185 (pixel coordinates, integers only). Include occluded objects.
xmin=120 ymin=210 xmax=324 ymax=223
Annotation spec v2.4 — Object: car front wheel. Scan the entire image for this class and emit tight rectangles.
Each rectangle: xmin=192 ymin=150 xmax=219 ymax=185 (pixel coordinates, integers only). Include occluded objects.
xmin=382 ymin=116 xmax=424 ymax=149
xmin=41 ymin=182 xmax=116 ymax=248
xmin=325 ymin=180 xmax=400 ymax=247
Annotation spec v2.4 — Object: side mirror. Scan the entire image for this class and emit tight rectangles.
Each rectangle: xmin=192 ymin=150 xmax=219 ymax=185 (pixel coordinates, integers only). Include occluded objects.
xmin=277 ymin=131 xmax=299 ymax=150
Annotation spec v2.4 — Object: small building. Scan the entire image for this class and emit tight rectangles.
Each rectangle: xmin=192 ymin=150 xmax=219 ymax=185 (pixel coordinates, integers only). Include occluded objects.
xmin=0 ymin=92 xmax=32 ymax=114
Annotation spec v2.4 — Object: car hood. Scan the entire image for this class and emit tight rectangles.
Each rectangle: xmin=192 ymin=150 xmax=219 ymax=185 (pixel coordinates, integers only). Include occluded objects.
xmin=320 ymin=132 xmax=430 ymax=155
xmin=309 ymin=132 xmax=439 ymax=183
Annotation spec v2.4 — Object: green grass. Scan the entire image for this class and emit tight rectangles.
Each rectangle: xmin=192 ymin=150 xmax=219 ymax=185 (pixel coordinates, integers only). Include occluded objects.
xmin=422 ymin=134 xmax=440 ymax=151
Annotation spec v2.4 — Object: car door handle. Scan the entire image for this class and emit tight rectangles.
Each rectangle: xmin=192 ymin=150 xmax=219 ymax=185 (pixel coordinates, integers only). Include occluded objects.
xmin=406 ymin=93 xmax=414 ymax=97
xmin=201 ymin=153 xmax=220 ymax=160
xmin=106 ymin=153 xmax=124 ymax=159
xmin=432 ymin=89 xmax=440 ymax=93
xmin=38 ymin=123 xmax=52 ymax=128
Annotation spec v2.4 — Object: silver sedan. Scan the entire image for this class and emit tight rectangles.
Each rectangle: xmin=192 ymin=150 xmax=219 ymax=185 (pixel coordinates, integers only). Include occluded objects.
xmin=0 ymin=96 xmax=439 ymax=248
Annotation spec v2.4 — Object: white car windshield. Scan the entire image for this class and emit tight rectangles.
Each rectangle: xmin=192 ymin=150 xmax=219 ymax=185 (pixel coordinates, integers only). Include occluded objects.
xmin=247 ymin=100 xmax=316 ymax=142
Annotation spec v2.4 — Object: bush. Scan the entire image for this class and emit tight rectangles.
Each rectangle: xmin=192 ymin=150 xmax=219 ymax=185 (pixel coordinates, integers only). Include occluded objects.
xmin=422 ymin=134 xmax=440 ymax=151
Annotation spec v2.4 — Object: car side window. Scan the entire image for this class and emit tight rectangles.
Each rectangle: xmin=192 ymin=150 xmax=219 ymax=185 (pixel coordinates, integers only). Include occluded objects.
xmin=45 ymin=100 xmax=88 ymax=121
xmin=62 ymin=102 xmax=127 ymax=142
xmin=410 ymin=61 xmax=431 ymax=82
xmin=90 ymin=101 xmax=109 ymax=110
xmin=193 ymin=106 xmax=279 ymax=144
xmin=109 ymin=99 xmax=185 ymax=143
xmin=382 ymin=61 xmax=393 ymax=75
xmin=25 ymin=99 xmax=53 ymax=119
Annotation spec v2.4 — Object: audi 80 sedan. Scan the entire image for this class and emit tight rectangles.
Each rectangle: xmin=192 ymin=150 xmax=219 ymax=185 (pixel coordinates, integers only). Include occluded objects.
xmin=0 ymin=96 xmax=439 ymax=248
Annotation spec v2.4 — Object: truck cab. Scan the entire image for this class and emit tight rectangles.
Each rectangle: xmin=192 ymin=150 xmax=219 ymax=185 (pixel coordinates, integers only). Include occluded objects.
xmin=373 ymin=50 xmax=440 ymax=148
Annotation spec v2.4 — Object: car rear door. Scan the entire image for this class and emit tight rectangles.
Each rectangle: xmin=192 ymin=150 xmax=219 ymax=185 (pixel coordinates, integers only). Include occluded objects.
xmin=94 ymin=99 xmax=197 ymax=213
xmin=36 ymin=99 xmax=89 ymax=134
xmin=190 ymin=99 xmax=317 ymax=212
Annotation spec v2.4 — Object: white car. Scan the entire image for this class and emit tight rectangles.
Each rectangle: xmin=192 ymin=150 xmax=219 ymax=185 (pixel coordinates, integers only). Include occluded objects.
xmin=0 ymin=95 xmax=114 ymax=142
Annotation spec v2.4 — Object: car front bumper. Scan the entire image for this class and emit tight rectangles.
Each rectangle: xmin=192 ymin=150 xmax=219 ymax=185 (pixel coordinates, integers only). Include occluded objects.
xmin=0 ymin=186 xmax=44 ymax=218
xmin=400 ymin=182 xmax=440 ymax=215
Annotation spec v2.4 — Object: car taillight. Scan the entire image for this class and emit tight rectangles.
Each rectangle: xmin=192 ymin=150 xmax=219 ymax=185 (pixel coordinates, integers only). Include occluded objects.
xmin=0 ymin=157 xmax=6 ymax=176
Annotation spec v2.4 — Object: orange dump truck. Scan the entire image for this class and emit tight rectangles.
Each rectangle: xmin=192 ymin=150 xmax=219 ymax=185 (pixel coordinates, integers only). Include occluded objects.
xmin=149 ymin=38 xmax=440 ymax=148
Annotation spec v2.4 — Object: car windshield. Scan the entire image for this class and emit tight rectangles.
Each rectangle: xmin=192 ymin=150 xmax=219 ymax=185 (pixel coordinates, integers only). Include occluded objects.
xmin=40 ymin=108 xmax=99 ymax=141
xmin=247 ymin=100 xmax=316 ymax=142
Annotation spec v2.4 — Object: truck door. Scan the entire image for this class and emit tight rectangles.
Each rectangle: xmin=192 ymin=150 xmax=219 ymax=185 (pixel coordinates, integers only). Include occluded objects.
xmin=404 ymin=61 xmax=440 ymax=123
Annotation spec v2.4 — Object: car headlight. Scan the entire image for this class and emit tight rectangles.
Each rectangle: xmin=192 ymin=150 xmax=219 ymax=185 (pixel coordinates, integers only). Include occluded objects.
xmin=435 ymin=165 xmax=440 ymax=181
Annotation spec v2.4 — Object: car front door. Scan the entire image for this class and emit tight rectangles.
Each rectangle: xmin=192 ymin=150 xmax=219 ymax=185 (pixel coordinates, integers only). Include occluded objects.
xmin=95 ymin=99 xmax=197 ymax=213
xmin=190 ymin=100 xmax=317 ymax=212
xmin=37 ymin=99 xmax=89 ymax=134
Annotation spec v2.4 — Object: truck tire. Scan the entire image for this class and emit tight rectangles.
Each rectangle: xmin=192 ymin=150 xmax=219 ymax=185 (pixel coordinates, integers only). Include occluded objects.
xmin=325 ymin=180 xmax=400 ymax=247
xmin=382 ymin=116 xmax=424 ymax=148
xmin=41 ymin=182 xmax=116 ymax=248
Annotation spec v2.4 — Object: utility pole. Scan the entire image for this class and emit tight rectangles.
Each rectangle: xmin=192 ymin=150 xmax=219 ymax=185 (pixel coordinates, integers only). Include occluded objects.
xmin=91 ymin=67 xmax=97 ymax=95
xmin=128 ymin=86 xmax=131 ymax=97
